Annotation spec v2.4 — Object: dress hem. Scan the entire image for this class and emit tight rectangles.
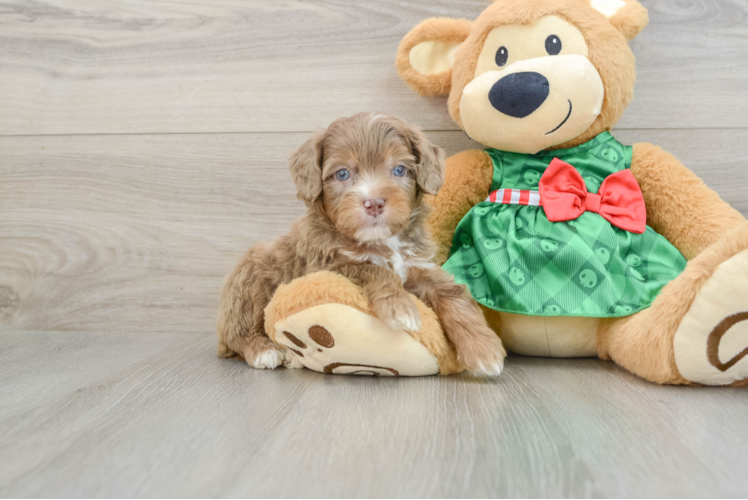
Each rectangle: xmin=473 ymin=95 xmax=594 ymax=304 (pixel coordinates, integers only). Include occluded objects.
xmin=475 ymin=296 xmax=651 ymax=319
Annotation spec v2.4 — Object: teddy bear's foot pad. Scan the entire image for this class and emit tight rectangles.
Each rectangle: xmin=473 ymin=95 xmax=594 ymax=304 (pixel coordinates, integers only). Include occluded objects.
xmin=272 ymin=303 xmax=440 ymax=376
xmin=674 ymin=249 xmax=748 ymax=385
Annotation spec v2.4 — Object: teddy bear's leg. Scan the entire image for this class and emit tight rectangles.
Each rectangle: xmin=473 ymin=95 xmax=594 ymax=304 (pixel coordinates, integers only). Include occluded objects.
xmin=263 ymin=271 xmax=463 ymax=376
xmin=482 ymin=306 xmax=599 ymax=358
xmin=597 ymin=222 xmax=748 ymax=386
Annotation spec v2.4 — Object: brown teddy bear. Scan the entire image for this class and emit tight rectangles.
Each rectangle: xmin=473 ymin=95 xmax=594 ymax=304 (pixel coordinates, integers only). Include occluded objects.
xmin=393 ymin=0 xmax=748 ymax=385
xmin=266 ymin=0 xmax=747 ymax=385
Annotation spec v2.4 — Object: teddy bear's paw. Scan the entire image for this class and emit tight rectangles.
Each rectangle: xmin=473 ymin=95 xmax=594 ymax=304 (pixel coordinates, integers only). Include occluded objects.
xmin=271 ymin=303 xmax=440 ymax=377
xmin=283 ymin=348 xmax=304 ymax=369
xmin=674 ymin=249 xmax=748 ymax=386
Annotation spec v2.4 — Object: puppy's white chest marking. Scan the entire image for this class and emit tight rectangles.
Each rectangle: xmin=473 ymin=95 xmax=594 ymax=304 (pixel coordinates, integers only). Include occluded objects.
xmin=341 ymin=236 xmax=435 ymax=282
xmin=386 ymin=236 xmax=410 ymax=282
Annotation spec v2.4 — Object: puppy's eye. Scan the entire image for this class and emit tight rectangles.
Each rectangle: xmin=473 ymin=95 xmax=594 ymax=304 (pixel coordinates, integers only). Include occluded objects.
xmin=495 ymin=46 xmax=508 ymax=67
xmin=393 ymin=165 xmax=406 ymax=177
xmin=545 ymin=35 xmax=561 ymax=55
xmin=335 ymin=169 xmax=350 ymax=181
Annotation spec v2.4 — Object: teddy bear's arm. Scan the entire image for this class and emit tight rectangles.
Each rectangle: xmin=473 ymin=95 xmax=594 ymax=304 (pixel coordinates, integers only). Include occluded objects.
xmin=630 ymin=142 xmax=745 ymax=260
xmin=426 ymin=149 xmax=494 ymax=264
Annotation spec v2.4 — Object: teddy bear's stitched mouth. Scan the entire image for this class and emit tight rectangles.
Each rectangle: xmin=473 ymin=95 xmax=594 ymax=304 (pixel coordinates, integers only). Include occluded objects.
xmin=545 ymin=99 xmax=573 ymax=135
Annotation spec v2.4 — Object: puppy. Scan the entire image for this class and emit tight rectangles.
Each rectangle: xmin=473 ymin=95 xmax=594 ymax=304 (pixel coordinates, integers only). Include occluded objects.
xmin=217 ymin=112 xmax=506 ymax=375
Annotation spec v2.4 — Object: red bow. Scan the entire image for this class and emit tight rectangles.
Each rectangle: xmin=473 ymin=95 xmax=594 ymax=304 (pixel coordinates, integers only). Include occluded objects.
xmin=539 ymin=158 xmax=646 ymax=234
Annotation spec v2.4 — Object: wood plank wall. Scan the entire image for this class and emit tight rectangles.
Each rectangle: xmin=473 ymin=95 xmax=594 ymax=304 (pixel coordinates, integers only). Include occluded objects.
xmin=1 ymin=0 xmax=747 ymax=333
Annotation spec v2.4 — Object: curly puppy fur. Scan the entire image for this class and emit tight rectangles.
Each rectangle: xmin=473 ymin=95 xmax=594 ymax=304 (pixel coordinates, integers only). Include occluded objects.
xmin=216 ymin=112 xmax=506 ymax=375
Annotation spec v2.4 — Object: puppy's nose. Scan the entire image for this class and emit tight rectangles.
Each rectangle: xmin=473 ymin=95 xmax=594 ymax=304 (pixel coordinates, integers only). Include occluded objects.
xmin=363 ymin=198 xmax=385 ymax=217
xmin=489 ymin=72 xmax=549 ymax=118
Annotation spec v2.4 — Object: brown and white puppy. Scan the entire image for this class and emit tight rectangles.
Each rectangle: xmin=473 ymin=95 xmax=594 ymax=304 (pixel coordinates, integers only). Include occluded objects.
xmin=217 ymin=112 xmax=506 ymax=375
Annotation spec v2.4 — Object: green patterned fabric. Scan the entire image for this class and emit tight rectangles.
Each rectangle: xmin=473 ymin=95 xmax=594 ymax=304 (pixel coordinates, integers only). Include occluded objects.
xmin=442 ymin=132 xmax=687 ymax=318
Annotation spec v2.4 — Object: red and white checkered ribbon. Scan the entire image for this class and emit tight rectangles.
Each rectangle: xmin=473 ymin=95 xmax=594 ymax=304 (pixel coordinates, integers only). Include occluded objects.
xmin=482 ymin=158 xmax=646 ymax=233
xmin=486 ymin=188 xmax=542 ymax=207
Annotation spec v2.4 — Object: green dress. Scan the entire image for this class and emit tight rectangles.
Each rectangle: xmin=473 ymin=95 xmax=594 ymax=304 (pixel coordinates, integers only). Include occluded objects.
xmin=442 ymin=132 xmax=687 ymax=318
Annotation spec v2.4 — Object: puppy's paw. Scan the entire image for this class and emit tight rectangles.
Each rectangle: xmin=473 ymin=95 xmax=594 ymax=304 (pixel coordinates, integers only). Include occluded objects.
xmin=252 ymin=348 xmax=285 ymax=370
xmin=373 ymin=293 xmax=422 ymax=332
xmin=474 ymin=360 xmax=505 ymax=377
xmin=456 ymin=326 xmax=507 ymax=378
xmin=244 ymin=339 xmax=286 ymax=370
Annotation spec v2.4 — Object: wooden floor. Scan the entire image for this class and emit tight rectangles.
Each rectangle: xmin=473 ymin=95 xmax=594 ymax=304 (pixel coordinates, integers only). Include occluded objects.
xmin=1 ymin=0 xmax=747 ymax=497
xmin=1 ymin=331 xmax=748 ymax=498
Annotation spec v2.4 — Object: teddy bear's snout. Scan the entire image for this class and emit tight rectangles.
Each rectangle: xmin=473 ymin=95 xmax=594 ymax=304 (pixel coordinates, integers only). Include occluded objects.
xmin=488 ymin=71 xmax=549 ymax=118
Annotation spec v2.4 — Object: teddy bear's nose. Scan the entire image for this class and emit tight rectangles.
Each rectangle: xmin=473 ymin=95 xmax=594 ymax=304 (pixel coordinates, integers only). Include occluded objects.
xmin=489 ymin=72 xmax=549 ymax=118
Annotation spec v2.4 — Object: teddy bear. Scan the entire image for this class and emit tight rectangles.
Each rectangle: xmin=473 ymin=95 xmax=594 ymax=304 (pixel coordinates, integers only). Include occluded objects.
xmin=266 ymin=0 xmax=747 ymax=385
xmin=390 ymin=0 xmax=748 ymax=386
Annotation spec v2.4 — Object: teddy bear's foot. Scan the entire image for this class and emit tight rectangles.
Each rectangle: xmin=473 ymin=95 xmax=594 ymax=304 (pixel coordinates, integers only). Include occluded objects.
xmin=599 ymin=223 xmax=748 ymax=385
xmin=272 ymin=303 xmax=440 ymax=376
xmin=674 ymin=249 xmax=748 ymax=386
xmin=263 ymin=271 xmax=463 ymax=376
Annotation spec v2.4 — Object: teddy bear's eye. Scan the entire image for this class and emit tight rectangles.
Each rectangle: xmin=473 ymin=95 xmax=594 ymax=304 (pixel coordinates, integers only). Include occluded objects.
xmin=495 ymin=46 xmax=508 ymax=67
xmin=545 ymin=35 xmax=562 ymax=55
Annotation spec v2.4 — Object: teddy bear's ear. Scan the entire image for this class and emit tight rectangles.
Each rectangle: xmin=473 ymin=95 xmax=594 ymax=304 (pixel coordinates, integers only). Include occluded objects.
xmin=590 ymin=0 xmax=649 ymax=40
xmin=396 ymin=18 xmax=472 ymax=97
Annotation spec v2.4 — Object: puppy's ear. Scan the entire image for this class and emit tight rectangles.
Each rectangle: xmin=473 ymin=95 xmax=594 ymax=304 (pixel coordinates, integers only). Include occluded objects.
xmin=289 ymin=133 xmax=325 ymax=205
xmin=399 ymin=124 xmax=445 ymax=196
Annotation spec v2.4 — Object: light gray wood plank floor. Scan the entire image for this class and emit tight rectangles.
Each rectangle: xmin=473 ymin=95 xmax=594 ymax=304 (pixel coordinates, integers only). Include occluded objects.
xmin=2 ymin=331 xmax=748 ymax=498
xmin=1 ymin=0 xmax=748 ymax=497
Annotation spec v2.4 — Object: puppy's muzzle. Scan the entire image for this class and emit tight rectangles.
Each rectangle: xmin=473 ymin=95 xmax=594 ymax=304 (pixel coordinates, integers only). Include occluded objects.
xmin=488 ymin=71 xmax=549 ymax=118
